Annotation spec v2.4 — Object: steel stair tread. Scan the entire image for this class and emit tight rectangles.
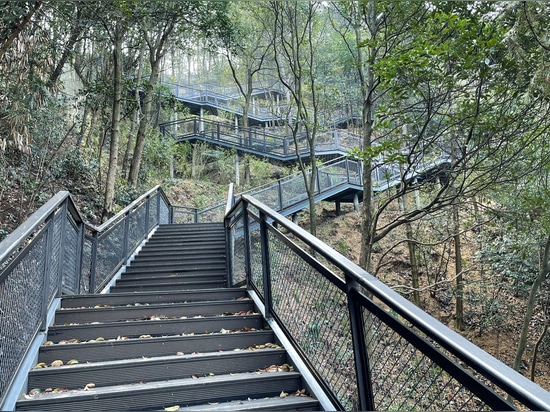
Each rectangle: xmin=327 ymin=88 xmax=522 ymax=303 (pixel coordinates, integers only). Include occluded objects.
xmin=37 ymin=330 xmax=275 ymax=364
xmin=16 ymin=372 xmax=305 ymax=411
xmin=47 ymin=313 xmax=264 ymax=342
xmin=28 ymin=348 xmax=289 ymax=390
xmin=60 ymin=289 xmax=247 ymax=308
xmin=55 ymin=300 xmax=254 ymax=324
xmin=171 ymin=395 xmax=320 ymax=411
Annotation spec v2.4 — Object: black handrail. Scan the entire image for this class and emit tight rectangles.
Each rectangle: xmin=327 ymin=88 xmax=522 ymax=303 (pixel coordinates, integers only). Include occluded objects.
xmin=225 ymin=194 xmax=550 ymax=411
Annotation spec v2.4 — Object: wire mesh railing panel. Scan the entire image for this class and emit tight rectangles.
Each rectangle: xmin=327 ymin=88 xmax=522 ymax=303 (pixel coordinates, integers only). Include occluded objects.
xmin=80 ymin=236 xmax=92 ymax=294
xmin=129 ymin=202 xmax=147 ymax=252
xmin=364 ymin=307 xmax=491 ymax=411
xmin=159 ymin=196 xmax=170 ymax=224
xmin=281 ymin=178 xmax=308 ymax=209
xmin=247 ymin=211 xmax=264 ymax=297
xmin=0 ymin=231 xmax=47 ymax=400
xmin=148 ymin=195 xmax=158 ymax=231
xmin=198 ymin=204 xmax=225 ymax=223
xmin=265 ymin=228 xmax=359 ymax=410
xmin=95 ymin=221 xmax=124 ymax=291
xmin=347 ymin=160 xmax=362 ymax=184
xmin=229 ymin=220 xmax=246 ymax=286
xmin=173 ymin=210 xmax=197 ymax=224
xmin=249 ymin=185 xmax=281 ymax=211
xmin=62 ymin=216 xmax=80 ymax=294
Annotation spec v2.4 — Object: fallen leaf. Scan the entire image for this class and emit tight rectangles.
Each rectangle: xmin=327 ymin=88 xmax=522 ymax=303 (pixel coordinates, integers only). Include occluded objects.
xmin=191 ymin=374 xmax=199 ymax=379
xmin=50 ymin=360 xmax=64 ymax=367
xmin=95 ymin=337 xmax=105 ymax=342
xmin=84 ymin=383 xmax=95 ymax=390
xmin=28 ymin=388 xmax=42 ymax=396
xmin=43 ymin=341 xmax=53 ymax=346
xmin=176 ymin=352 xmax=184 ymax=356
xmin=34 ymin=362 xmax=47 ymax=369
xmin=164 ymin=406 xmax=180 ymax=412
xmin=67 ymin=359 xmax=79 ymax=365
xmin=280 ymin=391 xmax=288 ymax=398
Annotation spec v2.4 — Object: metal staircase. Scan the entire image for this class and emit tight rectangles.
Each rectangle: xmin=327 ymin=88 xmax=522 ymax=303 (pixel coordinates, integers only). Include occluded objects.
xmin=15 ymin=223 xmax=319 ymax=411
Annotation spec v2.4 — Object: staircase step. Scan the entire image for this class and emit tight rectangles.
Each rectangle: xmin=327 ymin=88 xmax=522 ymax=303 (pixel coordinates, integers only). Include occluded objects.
xmin=125 ymin=260 xmax=226 ymax=272
xmin=154 ymin=223 xmax=224 ymax=232
xmin=60 ymin=289 xmax=247 ymax=309
xmin=131 ymin=244 xmax=226 ymax=264
xmin=28 ymin=349 xmax=288 ymax=391
xmin=55 ymin=300 xmax=254 ymax=324
xmin=123 ymin=264 xmax=226 ymax=274
xmin=146 ymin=232 xmax=225 ymax=241
xmin=128 ymin=252 xmax=226 ymax=263
xmin=47 ymin=314 xmax=264 ymax=342
xmin=116 ymin=271 xmax=226 ymax=282
xmin=17 ymin=372 xmax=305 ymax=411
xmin=174 ymin=396 xmax=320 ymax=411
xmin=38 ymin=330 xmax=275 ymax=364
xmin=109 ymin=279 xmax=226 ymax=293
xmin=17 ymin=372 xmax=304 ymax=412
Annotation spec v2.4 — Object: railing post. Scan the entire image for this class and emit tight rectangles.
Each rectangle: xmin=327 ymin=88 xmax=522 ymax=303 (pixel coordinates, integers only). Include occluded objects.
xmin=155 ymin=191 xmax=161 ymax=226
xmin=346 ymin=158 xmax=350 ymax=183
xmin=57 ymin=201 xmax=68 ymax=297
xmin=259 ymin=210 xmax=273 ymax=319
xmin=144 ymin=195 xmax=151 ymax=234
xmin=40 ymin=218 xmax=54 ymax=330
xmin=75 ymin=220 xmax=85 ymax=294
xmin=89 ymin=231 xmax=98 ymax=292
xmin=315 ymin=167 xmax=321 ymax=195
xmin=277 ymin=180 xmax=283 ymax=212
xmin=122 ymin=211 xmax=130 ymax=259
xmin=346 ymin=277 xmax=375 ymax=411
xmin=242 ymin=201 xmax=253 ymax=291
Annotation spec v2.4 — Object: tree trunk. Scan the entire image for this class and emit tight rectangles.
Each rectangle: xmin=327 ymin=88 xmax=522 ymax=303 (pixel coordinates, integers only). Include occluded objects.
xmin=128 ymin=63 xmax=159 ymax=187
xmin=357 ymin=2 xmax=376 ymax=274
xmin=399 ymin=164 xmax=421 ymax=306
xmin=47 ymin=7 xmax=84 ymax=87
xmin=128 ymin=22 xmax=174 ymax=187
xmin=122 ymin=41 xmax=145 ymax=179
xmin=453 ymin=203 xmax=464 ymax=331
xmin=513 ymin=235 xmax=550 ymax=372
xmin=102 ymin=21 xmax=124 ymax=221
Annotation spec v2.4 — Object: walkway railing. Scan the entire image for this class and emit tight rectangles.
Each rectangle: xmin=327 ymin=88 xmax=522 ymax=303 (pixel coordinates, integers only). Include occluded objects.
xmin=163 ymin=82 xmax=286 ymax=122
xmin=171 ymin=157 xmax=363 ymax=224
xmin=225 ymin=194 xmax=550 ymax=411
xmin=0 ymin=186 xmax=171 ymax=410
xmin=161 ymin=117 xmax=363 ymax=161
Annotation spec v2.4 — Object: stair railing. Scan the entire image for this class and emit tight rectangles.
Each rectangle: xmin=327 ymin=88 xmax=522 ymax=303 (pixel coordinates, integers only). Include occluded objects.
xmin=224 ymin=194 xmax=550 ymax=411
xmin=0 ymin=186 xmax=171 ymax=410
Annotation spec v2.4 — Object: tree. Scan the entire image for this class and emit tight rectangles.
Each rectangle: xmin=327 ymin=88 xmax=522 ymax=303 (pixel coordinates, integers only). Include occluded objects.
xmin=270 ymin=0 xmax=326 ymax=236
xmin=127 ymin=0 xmax=233 ymax=187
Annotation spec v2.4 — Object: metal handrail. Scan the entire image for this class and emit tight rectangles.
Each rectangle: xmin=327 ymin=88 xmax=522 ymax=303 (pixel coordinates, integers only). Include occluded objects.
xmin=225 ymin=195 xmax=550 ymax=411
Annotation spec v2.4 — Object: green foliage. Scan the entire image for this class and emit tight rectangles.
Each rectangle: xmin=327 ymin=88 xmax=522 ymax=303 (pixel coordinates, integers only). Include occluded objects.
xmin=476 ymin=230 xmax=540 ymax=298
